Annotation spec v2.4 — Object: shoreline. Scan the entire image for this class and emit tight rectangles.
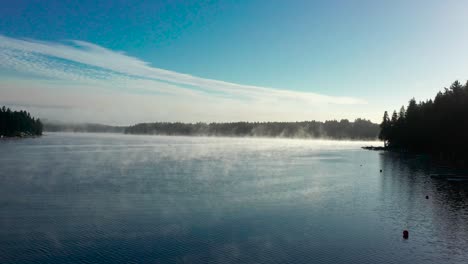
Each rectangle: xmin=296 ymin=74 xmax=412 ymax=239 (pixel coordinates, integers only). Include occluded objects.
xmin=42 ymin=131 xmax=380 ymax=142
xmin=0 ymin=134 xmax=42 ymax=140
xmin=362 ymin=146 xmax=387 ymax=151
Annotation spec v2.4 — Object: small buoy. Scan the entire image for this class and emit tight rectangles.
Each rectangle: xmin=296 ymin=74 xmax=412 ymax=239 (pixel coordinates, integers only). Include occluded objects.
xmin=425 ymin=195 xmax=429 ymax=199
xmin=380 ymin=169 xmax=382 ymax=173
xmin=403 ymin=230 xmax=409 ymax=239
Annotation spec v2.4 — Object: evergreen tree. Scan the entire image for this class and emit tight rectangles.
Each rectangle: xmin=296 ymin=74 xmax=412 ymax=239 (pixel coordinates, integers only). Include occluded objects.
xmin=379 ymin=111 xmax=390 ymax=146
xmin=379 ymin=80 xmax=468 ymax=158
xmin=0 ymin=106 xmax=43 ymax=137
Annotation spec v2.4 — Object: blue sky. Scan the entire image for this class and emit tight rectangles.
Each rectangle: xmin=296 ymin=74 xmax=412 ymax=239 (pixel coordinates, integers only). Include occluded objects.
xmin=1 ymin=0 xmax=468 ymax=124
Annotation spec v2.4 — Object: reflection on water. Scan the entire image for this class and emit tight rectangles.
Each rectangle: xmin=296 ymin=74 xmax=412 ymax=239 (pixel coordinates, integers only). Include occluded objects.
xmin=0 ymin=133 xmax=467 ymax=264
xmin=379 ymin=153 xmax=468 ymax=263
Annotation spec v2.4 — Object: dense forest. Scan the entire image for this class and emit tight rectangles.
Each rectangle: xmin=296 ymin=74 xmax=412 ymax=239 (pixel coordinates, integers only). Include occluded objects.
xmin=125 ymin=119 xmax=379 ymax=140
xmin=379 ymin=80 xmax=468 ymax=158
xmin=0 ymin=106 xmax=43 ymax=137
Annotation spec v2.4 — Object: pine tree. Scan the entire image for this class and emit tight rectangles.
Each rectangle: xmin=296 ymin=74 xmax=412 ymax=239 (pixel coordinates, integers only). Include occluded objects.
xmin=379 ymin=111 xmax=390 ymax=146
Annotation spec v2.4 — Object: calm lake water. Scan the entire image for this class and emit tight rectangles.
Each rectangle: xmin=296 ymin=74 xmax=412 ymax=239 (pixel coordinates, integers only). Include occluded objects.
xmin=1 ymin=133 xmax=467 ymax=264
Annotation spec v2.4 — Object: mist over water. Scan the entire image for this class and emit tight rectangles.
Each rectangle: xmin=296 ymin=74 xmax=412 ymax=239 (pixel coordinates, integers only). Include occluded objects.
xmin=0 ymin=133 xmax=467 ymax=264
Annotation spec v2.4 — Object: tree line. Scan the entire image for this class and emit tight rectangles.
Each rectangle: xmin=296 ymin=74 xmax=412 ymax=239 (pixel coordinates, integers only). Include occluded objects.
xmin=379 ymin=80 xmax=468 ymax=158
xmin=125 ymin=118 xmax=379 ymax=140
xmin=0 ymin=106 xmax=43 ymax=137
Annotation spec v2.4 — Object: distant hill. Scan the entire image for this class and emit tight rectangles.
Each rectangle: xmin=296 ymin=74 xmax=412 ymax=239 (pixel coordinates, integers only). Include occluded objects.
xmin=125 ymin=119 xmax=380 ymax=140
xmin=43 ymin=121 xmax=126 ymax=133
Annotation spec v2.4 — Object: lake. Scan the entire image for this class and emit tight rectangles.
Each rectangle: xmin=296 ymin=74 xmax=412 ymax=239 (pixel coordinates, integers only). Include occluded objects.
xmin=1 ymin=133 xmax=467 ymax=264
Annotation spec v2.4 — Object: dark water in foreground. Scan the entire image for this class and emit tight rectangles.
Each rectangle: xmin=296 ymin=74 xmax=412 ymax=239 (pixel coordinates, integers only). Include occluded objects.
xmin=1 ymin=133 xmax=467 ymax=264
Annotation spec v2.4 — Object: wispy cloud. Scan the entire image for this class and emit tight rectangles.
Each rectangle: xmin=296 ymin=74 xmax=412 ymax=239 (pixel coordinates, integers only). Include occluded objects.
xmin=0 ymin=35 xmax=369 ymax=124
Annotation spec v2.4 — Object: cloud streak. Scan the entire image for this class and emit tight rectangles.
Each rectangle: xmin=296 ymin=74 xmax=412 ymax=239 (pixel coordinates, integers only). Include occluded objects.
xmin=0 ymin=35 xmax=369 ymax=124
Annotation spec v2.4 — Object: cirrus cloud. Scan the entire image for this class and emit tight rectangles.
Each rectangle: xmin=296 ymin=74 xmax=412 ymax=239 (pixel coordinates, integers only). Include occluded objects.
xmin=0 ymin=35 xmax=369 ymax=124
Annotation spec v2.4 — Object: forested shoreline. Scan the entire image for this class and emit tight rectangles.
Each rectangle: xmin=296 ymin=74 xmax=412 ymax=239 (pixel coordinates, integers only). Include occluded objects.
xmin=125 ymin=119 xmax=379 ymax=140
xmin=0 ymin=107 xmax=391 ymax=142
xmin=0 ymin=106 xmax=43 ymax=137
xmin=379 ymin=80 xmax=468 ymax=160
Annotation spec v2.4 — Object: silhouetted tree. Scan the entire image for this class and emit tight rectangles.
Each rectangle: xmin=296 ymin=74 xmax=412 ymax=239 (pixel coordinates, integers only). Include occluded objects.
xmin=379 ymin=80 xmax=468 ymax=158
xmin=379 ymin=111 xmax=390 ymax=146
xmin=0 ymin=106 xmax=43 ymax=137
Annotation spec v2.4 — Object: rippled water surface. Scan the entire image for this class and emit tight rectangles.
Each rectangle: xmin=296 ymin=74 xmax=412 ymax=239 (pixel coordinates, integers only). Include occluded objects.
xmin=1 ymin=133 xmax=468 ymax=264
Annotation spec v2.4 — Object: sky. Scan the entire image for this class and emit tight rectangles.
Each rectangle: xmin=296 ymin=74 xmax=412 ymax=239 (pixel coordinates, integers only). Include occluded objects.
xmin=1 ymin=0 xmax=468 ymax=125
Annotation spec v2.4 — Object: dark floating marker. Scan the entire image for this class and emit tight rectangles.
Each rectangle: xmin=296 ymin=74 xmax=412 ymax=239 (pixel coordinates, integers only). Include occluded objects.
xmin=403 ymin=230 xmax=409 ymax=239
xmin=425 ymin=195 xmax=429 ymax=199
xmin=380 ymin=169 xmax=382 ymax=173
